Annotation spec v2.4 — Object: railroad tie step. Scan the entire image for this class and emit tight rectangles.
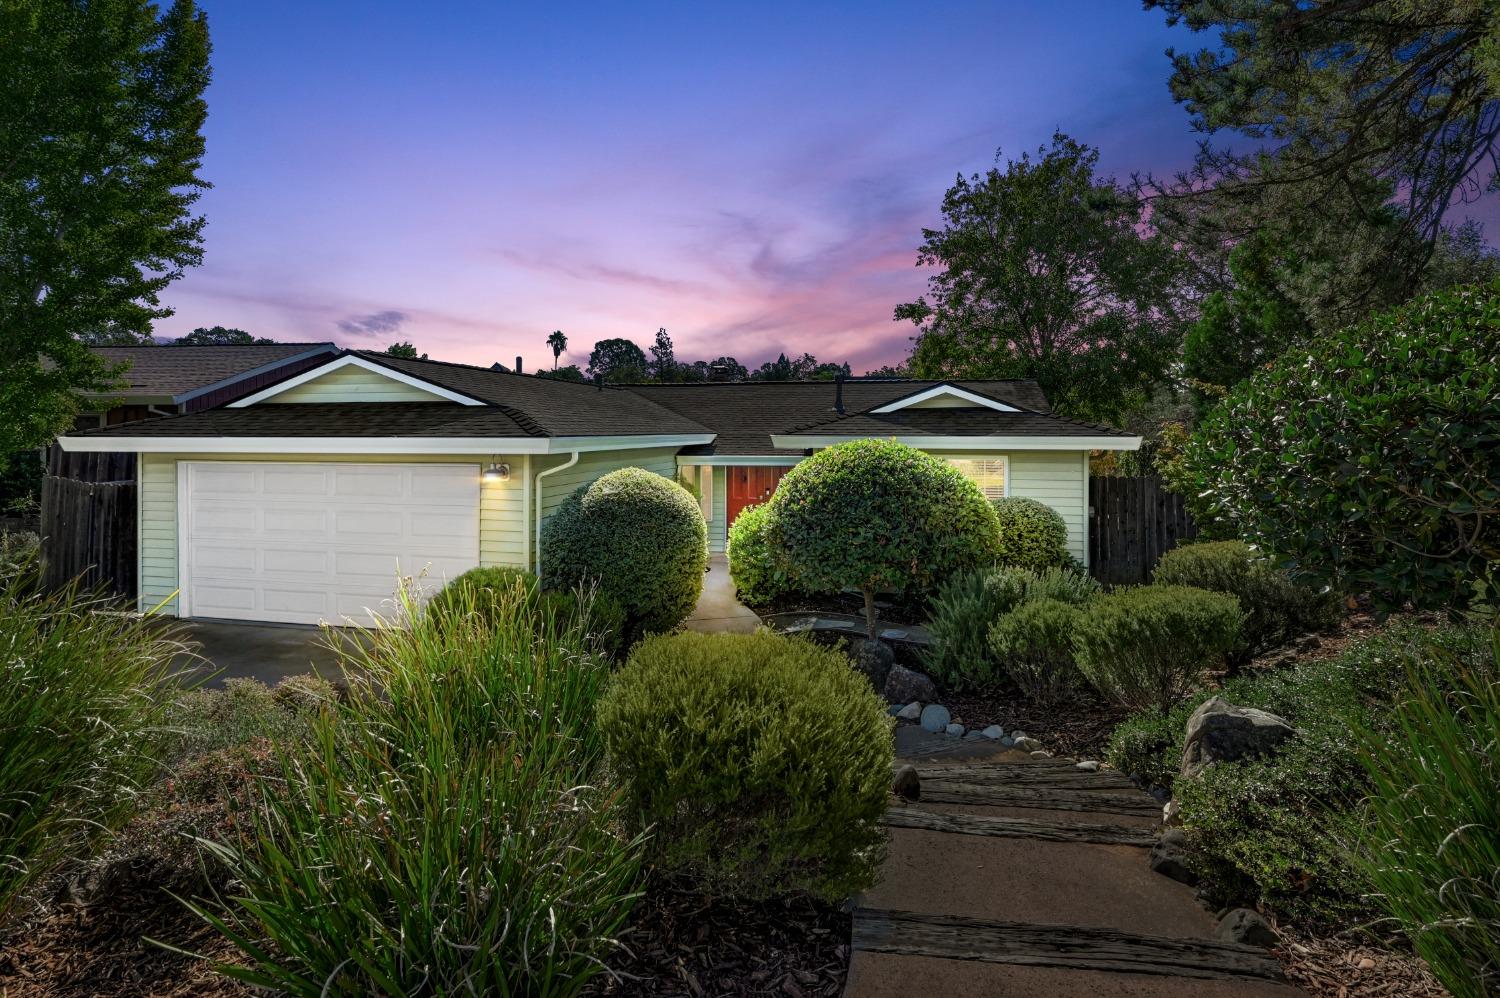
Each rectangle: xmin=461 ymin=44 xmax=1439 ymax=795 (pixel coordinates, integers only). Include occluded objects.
xmin=884 ymin=805 xmax=1157 ymax=846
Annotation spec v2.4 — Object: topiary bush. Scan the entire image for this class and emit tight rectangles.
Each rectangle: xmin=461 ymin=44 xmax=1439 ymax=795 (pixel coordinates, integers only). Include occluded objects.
xmin=540 ymin=467 xmax=707 ymax=639
xmin=923 ymin=565 xmax=1099 ymax=690
xmin=1153 ymin=540 xmax=1342 ymax=664
xmin=598 ymin=630 xmax=893 ymax=902
xmin=769 ymin=439 xmax=1001 ymax=638
xmin=1074 ymin=585 xmax=1243 ymax=712
xmin=727 ymin=502 xmax=799 ymax=606
xmin=1179 ymin=281 xmax=1500 ymax=610
xmin=990 ymin=496 xmax=1071 ymax=571
xmin=988 ymin=598 xmax=1086 ymax=702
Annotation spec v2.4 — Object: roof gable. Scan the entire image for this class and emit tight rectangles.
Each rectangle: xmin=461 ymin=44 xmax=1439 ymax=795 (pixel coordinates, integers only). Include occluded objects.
xmin=230 ymin=354 xmax=486 ymax=407
xmin=868 ymin=383 xmax=1021 ymax=414
xmin=83 ymin=343 xmax=337 ymax=400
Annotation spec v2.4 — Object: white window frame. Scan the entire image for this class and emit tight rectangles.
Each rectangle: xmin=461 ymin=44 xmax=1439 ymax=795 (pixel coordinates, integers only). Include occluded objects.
xmin=946 ymin=454 xmax=1009 ymax=500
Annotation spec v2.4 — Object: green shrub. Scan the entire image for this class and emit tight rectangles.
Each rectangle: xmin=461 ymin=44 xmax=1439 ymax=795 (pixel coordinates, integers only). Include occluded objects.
xmin=424 ymin=565 xmax=537 ymax=619
xmin=990 ymin=496 xmax=1070 ymax=571
xmin=1353 ymin=626 xmax=1500 ymax=997
xmin=923 ymin=565 xmax=1098 ymax=690
xmin=727 ymin=502 xmax=799 ymax=606
xmin=540 ymin=467 xmax=707 ymax=639
xmin=192 ymin=579 xmax=642 ymax=996
xmin=1105 ymin=619 xmax=1488 ymax=925
xmin=988 ymin=598 xmax=1085 ymax=702
xmin=1074 ymin=585 xmax=1243 ymax=712
xmin=598 ymin=631 xmax=892 ymax=903
xmin=426 ymin=564 xmax=627 ymax=656
xmin=769 ymin=439 xmax=1001 ymax=638
xmin=162 ymin=675 xmax=334 ymax=766
xmin=1179 ymin=281 xmax=1500 ymax=610
xmin=1154 ymin=540 xmax=1341 ymax=663
xmin=0 ymin=576 xmax=188 ymax=924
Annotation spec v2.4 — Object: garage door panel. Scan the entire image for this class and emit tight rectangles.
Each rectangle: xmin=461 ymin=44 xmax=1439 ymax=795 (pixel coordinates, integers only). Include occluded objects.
xmin=185 ymin=461 xmax=480 ymax=626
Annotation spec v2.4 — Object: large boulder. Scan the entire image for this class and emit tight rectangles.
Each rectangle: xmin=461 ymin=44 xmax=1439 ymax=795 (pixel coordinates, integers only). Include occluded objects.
xmin=847 ymin=637 xmax=895 ymax=692
xmin=1180 ymin=697 xmax=1297 ymax=779
xmin=883 ymin=663 xmax=937 ymax=705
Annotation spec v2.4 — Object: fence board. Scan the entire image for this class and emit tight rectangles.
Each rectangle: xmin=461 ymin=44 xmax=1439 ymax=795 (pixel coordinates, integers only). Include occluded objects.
xmin=40 ymin=477 xmax=136 ymax=598
xmin=1088 ymin=475 xmax=1197 ymax=586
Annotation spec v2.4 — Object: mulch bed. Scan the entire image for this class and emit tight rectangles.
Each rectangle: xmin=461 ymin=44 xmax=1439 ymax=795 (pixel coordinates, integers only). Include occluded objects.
xmin=1272 ymin=920 xmax=1449 ymax=998
xmin=588 ymin=886 xmax=849 ymax=997
xmin=0 ymin=891 xmax=251 ymax=998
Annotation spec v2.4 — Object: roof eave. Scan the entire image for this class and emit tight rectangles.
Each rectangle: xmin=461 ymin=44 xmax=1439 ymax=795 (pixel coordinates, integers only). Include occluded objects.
xmin=172 ymin=343 xmax=341 ymax=404
xmin=55 ymin=431 xmax=719 ymax=456
xmin=768 ymin=433 xmax=1142 ymax=451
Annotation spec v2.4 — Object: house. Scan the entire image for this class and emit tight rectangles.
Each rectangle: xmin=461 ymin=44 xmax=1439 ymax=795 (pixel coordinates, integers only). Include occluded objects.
xmin=55 ymin=350 xmax=1140 ymax=625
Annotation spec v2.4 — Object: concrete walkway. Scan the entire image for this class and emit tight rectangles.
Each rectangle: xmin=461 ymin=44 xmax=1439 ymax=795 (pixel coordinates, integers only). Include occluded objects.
xmin=683 ymin=554 xmax=762 ymax=634
xmin=844 ymin=736 xmax=1301 ymax=996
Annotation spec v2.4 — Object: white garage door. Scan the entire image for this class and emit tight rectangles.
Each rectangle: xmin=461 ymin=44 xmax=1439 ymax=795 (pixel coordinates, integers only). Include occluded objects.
xmin=182 ymin=461 xmax=481 ymax=626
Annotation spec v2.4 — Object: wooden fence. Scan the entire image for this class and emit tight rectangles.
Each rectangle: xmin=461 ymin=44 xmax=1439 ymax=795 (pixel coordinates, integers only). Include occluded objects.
xmin=1088 ymin=475 xmax=1197 ymax=586
xmin=39 ymin=445 xmax=137 ymax=597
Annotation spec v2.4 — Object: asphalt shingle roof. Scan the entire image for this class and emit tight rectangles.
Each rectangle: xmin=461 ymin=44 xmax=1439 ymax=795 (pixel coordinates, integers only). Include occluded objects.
xmin=780 ymin=408 xmax=1135 ymax=439
xmin=67 ymin=403 xmax=542 ymax=438
xmin=86 ymin=343 xmax=337 ymax=398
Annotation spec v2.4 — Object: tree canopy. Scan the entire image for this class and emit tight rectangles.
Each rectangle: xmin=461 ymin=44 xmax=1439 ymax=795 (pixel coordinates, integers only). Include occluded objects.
xmin=586 ymin=338 xmax=649 ymax=383
xmin=175 ymin=326 xmax=272 ymax=346
xmin=383 ymin=341 xmax=426 ymax=359
xmin=0 ymin=0 xmax=212 ymax=455
xmin=896 ymin=133 xmax=1186 ymax=423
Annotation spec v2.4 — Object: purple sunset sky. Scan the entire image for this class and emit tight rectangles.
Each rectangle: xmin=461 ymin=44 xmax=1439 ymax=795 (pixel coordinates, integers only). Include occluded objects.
xmin=156 ymin=2 xmax=1495 ymax=374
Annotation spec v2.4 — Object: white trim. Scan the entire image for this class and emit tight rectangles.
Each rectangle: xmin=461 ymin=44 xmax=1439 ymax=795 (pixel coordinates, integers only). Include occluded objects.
xmin=546 ymin=433 xmax=715 ymax=453
xmin=769 ymin=433 xmax=1141 ymax=451
xmin=176 ymin=463 xmax=191 ymax=618
xmin=534 ymin=451 xmax=580 ymax=584
xmin=58 ymin=431 xmax=716 ymax=456
xmin=136 ymin=458 xmax=145 ymax=613
xmin=226 ymin=354 xmax=487 ymax=407
xmin=943 ymin=454 xmax=1010 ymax=500
xmin=1081 ymin=450 xmax=1091 ymax=568
xmin=675 ymin=455 xmax=805 ymax=466
xmin=869 ymin=383 xmax=1019 ymax=413
xmin=521 ymin=453 xmax=533 ymax=571
xmin=173 ymin=344 xmax=340 ymax=404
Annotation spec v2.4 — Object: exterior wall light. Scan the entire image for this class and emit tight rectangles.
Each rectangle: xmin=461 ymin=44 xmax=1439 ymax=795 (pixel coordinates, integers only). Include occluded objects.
xmin=482 ymin=462 xmax=511 ymax=482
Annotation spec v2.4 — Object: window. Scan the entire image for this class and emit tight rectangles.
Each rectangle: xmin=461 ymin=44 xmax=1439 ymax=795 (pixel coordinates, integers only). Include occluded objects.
xmin=948 ymin=457 xmax=1007 ymax=500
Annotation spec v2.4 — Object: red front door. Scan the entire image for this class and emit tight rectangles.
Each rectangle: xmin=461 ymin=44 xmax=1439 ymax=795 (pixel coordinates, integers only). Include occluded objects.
xmin=726 ymin=466 xmax=789 ymax=528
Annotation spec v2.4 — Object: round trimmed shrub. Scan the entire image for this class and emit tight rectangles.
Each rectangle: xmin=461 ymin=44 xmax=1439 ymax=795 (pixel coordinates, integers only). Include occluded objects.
xmin=540 ymin=468 xmax=707 ymax=638
xmin=990 ymin=496 xmax=1070 ymax=571
xmin=988 ymin=597 xmax=1085 ymax=702
xmin=727 ymin=502 xmax=798 ymax=606
xmin=769 ymin=439 xmax=1002 ymax=637
xmin=1179 ymin=281 xmax=1500 ymax=610
xmin=597 ymin=630 xmax=893 ymax=902
xmin=1153 ymin=541 xmax=1341 ymax=663
xmin=1074 ymin=585 xmax=1243 ymax=712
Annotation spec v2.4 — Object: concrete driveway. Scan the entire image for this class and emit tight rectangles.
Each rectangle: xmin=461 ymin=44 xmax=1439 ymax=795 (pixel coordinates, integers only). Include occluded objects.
xmin=174 ymin=619 xmax=346 ymax=688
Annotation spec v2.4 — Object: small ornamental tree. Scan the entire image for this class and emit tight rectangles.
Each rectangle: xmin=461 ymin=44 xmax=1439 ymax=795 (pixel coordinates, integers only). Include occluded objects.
xmin=1180 ymin=281 xmax=1500 ymax=610
xmin=768 ymin=439 xmax=1002 ymax=638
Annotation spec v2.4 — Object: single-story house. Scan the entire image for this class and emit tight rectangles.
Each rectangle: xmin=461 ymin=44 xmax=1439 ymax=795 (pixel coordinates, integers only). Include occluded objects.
xmin=56 ymin=350 xmax=1140 ymax=625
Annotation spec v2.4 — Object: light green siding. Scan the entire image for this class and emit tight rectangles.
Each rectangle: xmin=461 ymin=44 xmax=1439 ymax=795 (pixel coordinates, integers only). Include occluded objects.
xmin=709 ymin=466 xmax=727 ymax=553
xmin=271 ymin=365 xmax=447 ymax=403
xmin=137 ymin=452 xmax=528 ymax=616
xmin=535 ymin=447 xmax=678 ymax=521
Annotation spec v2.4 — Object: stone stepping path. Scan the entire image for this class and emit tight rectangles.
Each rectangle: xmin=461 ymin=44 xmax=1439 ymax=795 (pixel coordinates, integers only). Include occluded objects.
xmin=846 ymin=740 xmax=1300 ymax=996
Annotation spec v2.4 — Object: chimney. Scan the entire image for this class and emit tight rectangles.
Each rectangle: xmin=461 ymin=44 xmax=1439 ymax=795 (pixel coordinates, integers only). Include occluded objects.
xmin=515 ymin=355 xmax=523 ymax=375
xmin=834 ymin=373 xmax=845 ymax=414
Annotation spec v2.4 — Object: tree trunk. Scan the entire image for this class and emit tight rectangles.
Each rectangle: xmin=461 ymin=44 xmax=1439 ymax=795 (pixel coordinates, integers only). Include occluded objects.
xmin=863 ymin=586 xmax=878 ymax=640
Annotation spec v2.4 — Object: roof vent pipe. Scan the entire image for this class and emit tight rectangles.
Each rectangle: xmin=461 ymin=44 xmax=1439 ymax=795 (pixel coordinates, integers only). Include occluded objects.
xmin=834 ymin=373 xmax=845 ymax=414
xmin=515 ymin=356 xmax=523 ymax=375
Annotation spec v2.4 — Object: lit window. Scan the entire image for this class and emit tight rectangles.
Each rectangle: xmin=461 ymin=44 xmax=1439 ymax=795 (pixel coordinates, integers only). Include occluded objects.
xmin=948 ymin=457 xmax=1007 ymax=500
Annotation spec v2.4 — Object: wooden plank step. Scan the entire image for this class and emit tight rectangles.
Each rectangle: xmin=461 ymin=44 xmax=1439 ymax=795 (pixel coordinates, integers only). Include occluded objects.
xmin=852 ymin=907 xmax=1286 ymax=983
xmin=885 ymin=805 xmax=1157 ymax=846
xmin=920 ymin=780 xmax=1163 ymax=817
xmin=917 ymin=763 xmax=1141 ymax=792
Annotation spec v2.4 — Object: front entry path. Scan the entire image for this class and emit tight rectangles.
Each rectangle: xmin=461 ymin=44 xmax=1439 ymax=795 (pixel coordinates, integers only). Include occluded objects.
xmin=845 ymin=740 xmax=1302 ymax=996
xmin=684 ymin=554 xmax=762 ymax=634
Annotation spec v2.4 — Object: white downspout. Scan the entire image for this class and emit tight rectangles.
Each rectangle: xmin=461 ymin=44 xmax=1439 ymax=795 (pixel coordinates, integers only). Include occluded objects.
xmin=521 ymin=453 xmax=533 ymax=571
xmin=534 ymin=451 xmax=579 ymax=584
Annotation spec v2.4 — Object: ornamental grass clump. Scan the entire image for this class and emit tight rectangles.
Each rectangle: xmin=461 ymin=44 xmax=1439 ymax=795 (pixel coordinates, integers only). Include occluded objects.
xmin=190 ymin=578 xmax=643 ymax=997
xmin=427 ymin=564 xmax=626 ymax=658
xmin=1353 ymin=627 xmax=1500 ymax=998
xmin=598 ymin=631 xmax=893 ymax=903
xmin=1074 ymin=585 xmax=1242 ymax=712
xmin=0 ymin=565 xmax=189 ymax=925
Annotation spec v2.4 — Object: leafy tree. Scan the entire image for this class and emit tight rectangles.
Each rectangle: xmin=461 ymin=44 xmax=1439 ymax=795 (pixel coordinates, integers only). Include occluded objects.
xmin=1422 ymin=220 xmax=1500 ymax=294
xmin=1143 ymin=0 xmax=1500 ymax=325
xmin=586 ymin=338 xmax=648 ymax=384
xmin=749 ymin=352 xmax=821 ymax=382
xmin=896 ymin=133 xmax=1186 ymax=423
xmin=767 ymin=439 xmax=1002 ymax=638
xmin=706 ymin=357 xmax=747 ymax=382
xmin=809 ymin=362 xmax=851 ymax=381
xmin=864 ymin=363 xmax=910 ymax=378
xmin=174 ymin=326 xmax=271 ymax=346
xmin=1182 ymin=233 xmax=1307 ymax=396
xmin=1180 ymin=281 xmax=1500 ymax=611
xmin=536 ymin=364 xmax=585 ymax=382
xmin=1 ymin=0 xmax=212 ymax=456
xmin=647 ymin=328 xmax=678 ymax=382
xmin=384 ymin=341 xmax=426 ymax=360
xmin=546 ymin=329 xmax=567 ymax=369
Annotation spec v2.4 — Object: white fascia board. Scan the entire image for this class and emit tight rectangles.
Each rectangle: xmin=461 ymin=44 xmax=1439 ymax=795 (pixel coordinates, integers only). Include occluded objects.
xmin=56 ymin=435 xmax=552 ymax=455
xmin=227 ymin=354 xmax=486 ymax=407
xmin=869 ymin=384 xmax=1019 ymax=413
xmin=675 ymin=455 xmax=805 ymax=466
xmin=173 ymin=344 xmax=340 ymax=404
xmin=769 ymin=433 xmax=1142 ymax=451
xmin=545 ymin=434 xmax=716 ymax=454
